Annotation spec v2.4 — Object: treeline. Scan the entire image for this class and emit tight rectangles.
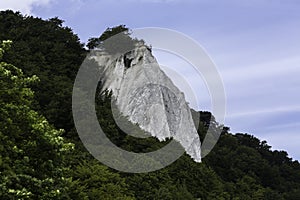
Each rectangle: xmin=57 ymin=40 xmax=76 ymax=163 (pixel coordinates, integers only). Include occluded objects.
xmin=0 ymin=10 xmax=299 ymax=199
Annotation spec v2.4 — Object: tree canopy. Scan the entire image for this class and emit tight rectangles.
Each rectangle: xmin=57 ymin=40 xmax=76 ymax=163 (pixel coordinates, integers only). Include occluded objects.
xmin=0 ymin=40 xmax=73 ymax=199
xmin=1 ymin=10 xmax=299 ymax=199
xmin=87 ymin=25 xmax=144 ymax=55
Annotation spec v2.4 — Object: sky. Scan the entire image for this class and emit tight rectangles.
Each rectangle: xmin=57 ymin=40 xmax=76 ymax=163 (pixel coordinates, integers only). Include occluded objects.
xmin=1 ymin=0 xmax=300 ymax=160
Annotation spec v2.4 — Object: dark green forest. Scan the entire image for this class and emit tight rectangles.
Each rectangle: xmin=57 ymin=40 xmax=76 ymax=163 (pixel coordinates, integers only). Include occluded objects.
xmin=0 ymin=10 xmax=300 ymax=199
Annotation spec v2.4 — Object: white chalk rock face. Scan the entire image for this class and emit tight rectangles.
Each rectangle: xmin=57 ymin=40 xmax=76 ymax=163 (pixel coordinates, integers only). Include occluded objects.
xmin=92 ymin=45 xmax=201 ymax=162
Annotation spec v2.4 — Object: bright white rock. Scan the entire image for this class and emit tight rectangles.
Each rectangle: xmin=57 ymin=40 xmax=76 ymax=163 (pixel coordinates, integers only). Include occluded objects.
xmin=92 ymin=45 xmax=201 ymax=162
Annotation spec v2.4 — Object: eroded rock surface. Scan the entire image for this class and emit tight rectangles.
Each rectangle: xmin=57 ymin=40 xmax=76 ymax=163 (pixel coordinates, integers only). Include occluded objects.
xmin=92 ymin=45 xmax=201 ymax=162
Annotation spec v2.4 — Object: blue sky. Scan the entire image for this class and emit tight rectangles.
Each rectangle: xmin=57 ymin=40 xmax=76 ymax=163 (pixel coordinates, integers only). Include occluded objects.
xmin=1 ymin=0 xmax=300 ymax=160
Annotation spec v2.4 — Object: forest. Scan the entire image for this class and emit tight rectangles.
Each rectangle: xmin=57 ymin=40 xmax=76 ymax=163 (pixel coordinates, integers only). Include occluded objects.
xmin=0 ymin=10 xmax=300 ymax=199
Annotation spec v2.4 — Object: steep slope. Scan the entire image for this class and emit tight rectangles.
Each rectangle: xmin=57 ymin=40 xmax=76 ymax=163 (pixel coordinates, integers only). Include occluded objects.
xmin=92 ymin=44 xmax=202 ymax=162
xmin=1 ymin=11 xmax=300 ymax=199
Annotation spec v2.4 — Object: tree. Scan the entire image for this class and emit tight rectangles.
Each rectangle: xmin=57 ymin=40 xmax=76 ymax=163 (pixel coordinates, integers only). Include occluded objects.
xmin=87 ymin=25 xmax=144 ymax=55
xmin=0 ymin=10 xmax=86 ymax=133
xmin=87 ymin=25 xmax=129 ymax=49
xmin=1 ymin=11 xmax=300 ymax=199
xmin=69 ymin=160 xmax=135 ymax=200
xmin=0 ymin=41 xmax=74 ymax=199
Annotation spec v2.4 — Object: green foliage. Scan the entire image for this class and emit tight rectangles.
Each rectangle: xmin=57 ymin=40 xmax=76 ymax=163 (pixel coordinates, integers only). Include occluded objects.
xmin=96 ymin=91 xmax=172 ymax=153
xmin=87 ymin=25 xmax=144 ymax=55
xmin=97 ymin=92 xmax=300 ymax=199
xmin=69 ymin=160 xmax=135 ymax=200
xmin=1 ymin=11 xmax=300 ymax=199
xmin=0 ymin=41 xmax=74 ymax=199
xmin=204 ymin=132 xmax=300 ymax=199
xmin=87 ymin=25 xmax=129 ymax=50
xmin=0 ymin=10 xmax=86 ymax=132
xmin=87 ymin=25 xmax=127 ymax=49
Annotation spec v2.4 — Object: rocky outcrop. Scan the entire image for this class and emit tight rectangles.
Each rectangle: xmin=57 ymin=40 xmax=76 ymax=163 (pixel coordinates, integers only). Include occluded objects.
xmin=92 ymin=45 xmax=201 ymax=162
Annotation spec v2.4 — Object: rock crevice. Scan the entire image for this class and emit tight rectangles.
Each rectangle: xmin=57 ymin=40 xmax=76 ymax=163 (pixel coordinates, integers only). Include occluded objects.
xmin=92 ymin=45 xmax=201 ymax=162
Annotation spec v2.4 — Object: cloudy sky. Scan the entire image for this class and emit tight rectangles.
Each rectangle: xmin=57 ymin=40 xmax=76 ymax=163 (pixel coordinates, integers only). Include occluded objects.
xmin=1 ymin=0 xmax=300 ymax=160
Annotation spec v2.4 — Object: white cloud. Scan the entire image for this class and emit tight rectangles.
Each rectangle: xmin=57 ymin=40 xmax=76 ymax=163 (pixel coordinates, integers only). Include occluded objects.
xmin=263 ymin=122 xmax=300 ymax=131
xmin=221 ymin=56 xmax=300 ymax=83
xmin=0 ymin=0 xmax=52 ymax=15
xmin=227 ymin=105 xmax=300 ymax=119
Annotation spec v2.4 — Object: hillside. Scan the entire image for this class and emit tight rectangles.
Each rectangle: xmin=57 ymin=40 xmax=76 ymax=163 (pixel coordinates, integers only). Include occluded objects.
xmin=1 ymin=11 xmax=300 ymax=199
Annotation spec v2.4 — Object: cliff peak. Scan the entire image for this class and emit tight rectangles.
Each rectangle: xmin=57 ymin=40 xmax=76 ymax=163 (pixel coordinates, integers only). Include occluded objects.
xmin=93 ymin=46 xmax=202 ymax=162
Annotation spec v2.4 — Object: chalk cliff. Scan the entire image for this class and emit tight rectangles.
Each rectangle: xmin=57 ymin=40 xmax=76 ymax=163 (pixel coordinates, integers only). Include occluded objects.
xmin=92 ymin=45 xmax=201 ymax=162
